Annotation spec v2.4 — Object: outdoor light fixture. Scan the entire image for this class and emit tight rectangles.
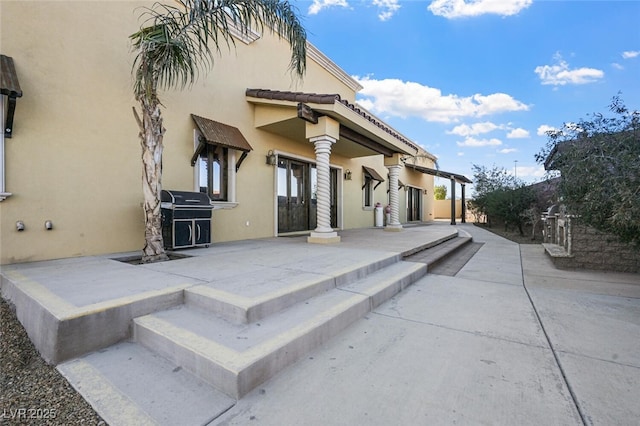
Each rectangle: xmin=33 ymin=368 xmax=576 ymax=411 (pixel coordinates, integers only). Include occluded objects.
xmin=45 ymin=220 xmax=53 ymax=230
xmin=266 ymin=150 xmax=277 ymax=165
xmin=344 ymin=169 xmax=352 ymax=180
xmin=16 ymin=220 xmax=25 ymax=231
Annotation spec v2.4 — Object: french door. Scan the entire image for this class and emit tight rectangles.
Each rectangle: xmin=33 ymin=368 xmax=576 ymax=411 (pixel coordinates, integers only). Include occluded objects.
xmin=407 ymin=186 xmax=422 ymax=222
xmin=277 ymin=157 xmax=337 ymax=233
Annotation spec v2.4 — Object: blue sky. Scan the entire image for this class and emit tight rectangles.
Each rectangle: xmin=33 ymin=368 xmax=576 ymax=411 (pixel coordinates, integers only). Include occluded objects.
xmin=294 ymin=0 xmax=640 ymax=192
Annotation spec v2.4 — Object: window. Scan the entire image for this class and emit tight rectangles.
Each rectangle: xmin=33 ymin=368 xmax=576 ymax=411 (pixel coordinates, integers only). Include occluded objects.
xmin=198 ymin=145 xmax=228 ymax=201
xmin=363 ymin=175 xmax=374 ymax=208
xmin=191 ymin=115 xmax=251 ymax=207
xmin=362 ymin=166 xmax=384 ymax=209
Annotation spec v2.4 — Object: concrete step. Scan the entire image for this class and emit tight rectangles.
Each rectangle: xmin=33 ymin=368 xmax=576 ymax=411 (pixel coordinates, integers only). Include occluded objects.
xmin=404 ymin=236 xmax=473 ymax=270
xmin=400 ymin=231 xmax=459 ymax=257
xmin=133 ymin=261 xmax=426 ymax=399
xmin=134 ymin=290 xmax=370 ymax=399
xmin=184 ymin=251 xmax=400 ymax=324
xmin=339 ymin=261 xmax=427 ymax=309
xmin=428 ymin=241 xmax=484 ymax=276
xmin=57 ymin=342 xmax=235 ymax=426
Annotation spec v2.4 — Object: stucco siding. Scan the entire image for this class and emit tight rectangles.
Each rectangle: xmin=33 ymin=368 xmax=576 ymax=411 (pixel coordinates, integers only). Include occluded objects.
xmin=0 ymin=1 xmax=437 ymax=264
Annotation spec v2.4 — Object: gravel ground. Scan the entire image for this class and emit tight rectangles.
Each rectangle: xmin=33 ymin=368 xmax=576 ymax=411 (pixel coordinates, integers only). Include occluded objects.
xmin=0 ymin=298 xmax=106 ymax=425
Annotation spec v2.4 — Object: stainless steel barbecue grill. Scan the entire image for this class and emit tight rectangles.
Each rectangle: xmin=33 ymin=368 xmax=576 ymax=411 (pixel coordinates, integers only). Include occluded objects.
xmin=161 ymin=190 xmax=213 ymax=249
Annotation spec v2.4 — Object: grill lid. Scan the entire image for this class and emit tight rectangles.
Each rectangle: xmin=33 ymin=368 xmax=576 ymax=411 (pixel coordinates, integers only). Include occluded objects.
xmin=161 ymin=190 xmax=212 ymax=207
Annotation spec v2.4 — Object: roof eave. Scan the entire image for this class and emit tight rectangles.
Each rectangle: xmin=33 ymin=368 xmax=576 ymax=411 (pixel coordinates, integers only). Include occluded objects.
xmin=246 ymin=95 xmax=418 ymax=156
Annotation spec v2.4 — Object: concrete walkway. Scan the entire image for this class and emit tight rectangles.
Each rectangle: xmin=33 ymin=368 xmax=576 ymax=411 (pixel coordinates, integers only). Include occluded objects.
xmin=213 ymin=224 xmax=640 ymax=426
xmin=2 ymin=222 xmax=639 ymax=425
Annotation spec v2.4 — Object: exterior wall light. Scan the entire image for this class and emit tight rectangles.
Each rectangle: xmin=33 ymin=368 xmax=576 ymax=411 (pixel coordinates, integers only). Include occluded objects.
xmin=45 ymin=220 xmax=53 ymax=230
xmin=266 ymin=150 xmax=277 ymax=165
xmin=16 ymin=220 xmax=25 ymax=231
xmin=344 ymin=169 xmax=352 ymax=180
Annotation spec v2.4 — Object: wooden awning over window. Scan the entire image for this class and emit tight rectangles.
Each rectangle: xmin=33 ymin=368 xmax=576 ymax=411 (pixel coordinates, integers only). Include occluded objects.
xmin=363 ymin=166 xmax=385 ymax=190
xmin=1 ymin=55 xmax=23 ymax=138
xmin=191 ymin=114 xmax=253 ymax=170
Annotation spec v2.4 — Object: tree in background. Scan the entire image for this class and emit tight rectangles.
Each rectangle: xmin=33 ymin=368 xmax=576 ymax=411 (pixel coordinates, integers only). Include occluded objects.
xmin=434 ymin=184 xmax=447 ymax=200
xmin=521 ymin=178 xmax=560 ymax=240
xmin=130 ymin=0 xmax=307 ymax=262
xmin=468 ymin=164 xmax=536 ymax=235
xmin=536 ymin=96 xmax=640 ymax=245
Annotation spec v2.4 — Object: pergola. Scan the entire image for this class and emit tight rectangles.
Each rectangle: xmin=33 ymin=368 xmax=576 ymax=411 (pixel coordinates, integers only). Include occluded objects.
xmin=403 ymin=163 xmax=472 ymax=225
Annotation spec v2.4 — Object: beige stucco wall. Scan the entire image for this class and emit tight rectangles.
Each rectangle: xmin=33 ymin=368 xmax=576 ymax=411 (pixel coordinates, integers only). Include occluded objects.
xmin=0 ymin=1 xmax=435 ymax=264
xmin=1 ymin=2 xmax=143 ymax=264
xmin=434 ymin=199 xmax=463 ymax=219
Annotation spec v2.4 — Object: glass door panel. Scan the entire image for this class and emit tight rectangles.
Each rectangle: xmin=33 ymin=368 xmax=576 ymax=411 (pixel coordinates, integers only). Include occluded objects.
xmin=277 ymin=158 xmax=309 ymax=233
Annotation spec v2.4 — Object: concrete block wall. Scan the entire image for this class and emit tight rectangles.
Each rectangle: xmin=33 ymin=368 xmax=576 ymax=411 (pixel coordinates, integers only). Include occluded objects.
xmin=560 ymin=224 xmax=640 ymax=273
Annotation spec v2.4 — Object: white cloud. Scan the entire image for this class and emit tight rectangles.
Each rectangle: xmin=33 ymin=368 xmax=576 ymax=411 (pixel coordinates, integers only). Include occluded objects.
xmin=506 ymin=128 xmax=529 ymax=138
xmin=308 ymin=0 xmax=399 ymax=20
xmin=373 ymin=0 xmax=401 ymax=21
xmin=498 ymin=148 xmax=517 ymax=154
xmin=536 ymin=123 xmax=585 ymax=138
xmin=612 ymin=63 xmax=624 ymax=70
xmin=356 ymin=98 xmax=376 ymax=112
xmin=535 ymin=54 xmax=604 ymax=86
xmin=456 ymin=137 xmax=502 ymax=147
xmin=428 ymin=0 xmax=532 ymax=18
xmin=355 ymin=76 xmax=529 ymax=123
xmin=457 ymin=151 xmax=465 ymax=156
xmin=514 ymin=165 xmax=546 ymax=178
xmin=622 ymin=50 xmax=640 ymax=59
xmin=308 ymin=0 xmax=349 ymax=15
xmin=565 ymin=122 xmax=584 ymax=133
xmin=447 ymin=121 xmax=500 ymax=136
xmin=473 ymin=93 xmax=530 ymax=116
xmin=537 ymin=124 xmax=558 ymax=136
xmin=449 ymin=122 xmax=529 ymax=139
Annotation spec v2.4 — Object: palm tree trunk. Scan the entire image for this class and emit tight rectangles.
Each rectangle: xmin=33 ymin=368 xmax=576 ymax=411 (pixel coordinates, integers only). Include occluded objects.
xmin=134 ymin=98 xmax=169 ymax=263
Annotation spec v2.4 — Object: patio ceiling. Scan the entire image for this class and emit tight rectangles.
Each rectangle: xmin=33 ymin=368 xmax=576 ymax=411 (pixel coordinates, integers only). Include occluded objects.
xmin=245 ymin=89 xmax=420 ymax=159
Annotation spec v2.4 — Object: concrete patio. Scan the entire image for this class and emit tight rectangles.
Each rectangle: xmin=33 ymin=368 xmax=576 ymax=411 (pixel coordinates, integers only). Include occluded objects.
xmin=1 ymin=222 xmax=638 ymax=425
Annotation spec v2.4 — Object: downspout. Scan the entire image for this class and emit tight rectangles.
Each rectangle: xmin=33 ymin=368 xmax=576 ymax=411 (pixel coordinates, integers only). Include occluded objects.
xmin=0 ymin=98 xmax=10 ymax=201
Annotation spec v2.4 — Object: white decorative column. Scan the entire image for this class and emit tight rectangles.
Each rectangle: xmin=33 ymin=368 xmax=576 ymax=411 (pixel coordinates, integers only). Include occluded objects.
xmin=306 ymin=117 xmax=340 ymax=244
xmin=385 ymin=163 xmax=403 ymax=232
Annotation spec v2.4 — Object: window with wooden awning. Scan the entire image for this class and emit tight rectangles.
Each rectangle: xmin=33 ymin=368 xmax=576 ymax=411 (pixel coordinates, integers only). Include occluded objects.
xmin=190 ymin=114 xmax=253 ymax=203
xmin=362 ymin=166 xmax=385 ymax=208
